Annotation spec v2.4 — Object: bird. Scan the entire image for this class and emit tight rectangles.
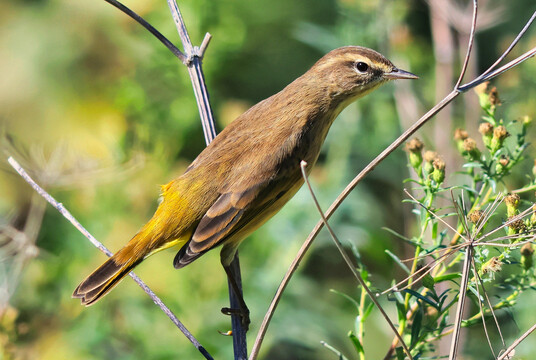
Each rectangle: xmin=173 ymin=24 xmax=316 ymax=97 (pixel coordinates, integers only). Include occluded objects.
xmin=73 ymin=46 xmax=417 ymax=310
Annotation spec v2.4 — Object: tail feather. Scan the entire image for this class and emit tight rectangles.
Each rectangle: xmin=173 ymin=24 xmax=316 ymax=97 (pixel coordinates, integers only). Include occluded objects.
xmin=73 ymin=208 xmax=192 ymax=306
xmin=73 ymin=252 xmax=141 ymax=306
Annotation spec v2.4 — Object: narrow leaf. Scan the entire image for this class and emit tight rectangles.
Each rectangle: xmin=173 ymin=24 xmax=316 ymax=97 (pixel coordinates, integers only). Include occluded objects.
xmin=385 ymin=250 xmax=411 ymax=274
xmin=348 ymin=331 xmax=365 ymax=355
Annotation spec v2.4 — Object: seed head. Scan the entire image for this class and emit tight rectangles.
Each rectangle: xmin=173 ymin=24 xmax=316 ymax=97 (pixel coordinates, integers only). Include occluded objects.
xmin=488 ymin=86 xmax=501 ymax=107
xmin=468 ymin=210 xmax=484 ymax=225
xmin=482 ymin=256 xmax=502 ymax=275
xmin=454 ymin=128 xmax=469 ymax=141
xmin=479 ymin=122 xmax=494 ymax=136
xmin=499 ymin=156 xmax=510 ymax=167
xmin=493 ymin=125 xmax=509 ymax=141
xmin=462 ymin=138 xmax=481 ymax=160
xmin=423 ymin=151 xmax=437 ymax=163
xmin=507 ymin=217 xmax=526 ymax=234
xmin=505 ymin=193 xmax=520 ymax=209
xmin=406 ymin=138 xmax=424 ymax=152
xmin=496 ymin=155 xmax=510 ymax=174
xmin=474 ymin=82 xmax=489 ymax=96
xmin=505 ymin=193 xmax=521 ymax=224
xmin=489 ymin=125 xmax=509 ymax=154
xmin=423 ymin=151 xmax=437 ymax=174
xmin=478 ymin=122 xmax=494 ymax=148
xmin=521 ymin=243 xmax=535 ymax=257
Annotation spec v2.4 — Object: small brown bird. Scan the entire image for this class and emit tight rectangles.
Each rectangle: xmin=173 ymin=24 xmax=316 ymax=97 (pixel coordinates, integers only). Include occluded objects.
xmin=73 ymin=46 xmax=417 ymax=307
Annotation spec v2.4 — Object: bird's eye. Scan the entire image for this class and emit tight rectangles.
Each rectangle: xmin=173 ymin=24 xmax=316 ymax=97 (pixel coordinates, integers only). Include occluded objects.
xmin=355 ymin=62 xmax=369 ymax=73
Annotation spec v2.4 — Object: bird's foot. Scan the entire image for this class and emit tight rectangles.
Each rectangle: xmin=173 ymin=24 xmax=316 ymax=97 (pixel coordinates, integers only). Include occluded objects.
xmin=221 ymin=306 xmax=250 ymax=331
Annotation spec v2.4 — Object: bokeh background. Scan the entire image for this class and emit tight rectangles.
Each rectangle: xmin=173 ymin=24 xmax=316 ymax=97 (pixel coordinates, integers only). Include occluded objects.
xmin=1 ymin=0 xmax=536 ymax=359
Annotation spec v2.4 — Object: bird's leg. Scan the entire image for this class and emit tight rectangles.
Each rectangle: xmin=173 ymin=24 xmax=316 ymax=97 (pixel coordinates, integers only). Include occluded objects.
xmin=221 ymin=258 xmax=250 ymax=331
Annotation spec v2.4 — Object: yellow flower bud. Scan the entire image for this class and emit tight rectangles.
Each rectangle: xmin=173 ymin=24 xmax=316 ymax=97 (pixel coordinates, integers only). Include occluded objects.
xmin=505 ymin=193 xmax=520 ymax=218
xmin=488 ymin=86 xmax=501 ymax=107
xmin=463 ymin=138 xmax=481 ymax=160
xmin=521 ymin=243 xmax=534 ymax=270
xmin=479 ymin=122 xmax=494 ymax=147
xmin=423 ymin=150 xmax=437 ymax=174
xmin=432 ymin=157 xmax=446 ymax=184
xmin=405 ymin=138 xmax=424 ymax=170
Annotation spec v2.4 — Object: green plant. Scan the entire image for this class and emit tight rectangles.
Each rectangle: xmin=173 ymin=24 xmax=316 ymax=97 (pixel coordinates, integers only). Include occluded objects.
xmin=325 ymin=84 xmax=536 ymax=359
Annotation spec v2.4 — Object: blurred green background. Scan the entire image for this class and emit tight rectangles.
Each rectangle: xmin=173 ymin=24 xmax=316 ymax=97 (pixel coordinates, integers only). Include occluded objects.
xmin=1 ymin=0 xmax=536 ymax=359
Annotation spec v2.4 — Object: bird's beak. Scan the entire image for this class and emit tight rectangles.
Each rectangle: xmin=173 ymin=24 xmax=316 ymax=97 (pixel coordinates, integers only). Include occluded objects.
xmin=384 ymin=68 xmax=419 ymax=80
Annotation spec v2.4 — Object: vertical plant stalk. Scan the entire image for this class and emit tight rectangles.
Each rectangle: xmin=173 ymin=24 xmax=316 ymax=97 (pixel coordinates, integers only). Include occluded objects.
xmin=448 ymin=244 xmax=473 ymax=360
xmin=165 ymin=1 xmax=248 ymax=356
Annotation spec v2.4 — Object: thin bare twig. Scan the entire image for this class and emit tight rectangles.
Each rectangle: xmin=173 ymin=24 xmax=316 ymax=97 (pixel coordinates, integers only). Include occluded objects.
xmin=454 ymin=0 xmax=478 ymax=88
xmin=470 ymin=259 xmax=496 ymax=359
xmin=7 ymin=156 xmax=213 ymax=360
xmin=102 ymin=0 xmax=186 ymax=62
xmin=478 ymin=11 xmax=536 ymax=80
xmin=448 ymin=242 xmax=473 ymax=360
xmin=299 ymin=161 xmax=414 ymax=360
xmin=497 ymin=323 xmax=536 ymax=360
xmin=166 ymin=0 xmax=217 ymax=145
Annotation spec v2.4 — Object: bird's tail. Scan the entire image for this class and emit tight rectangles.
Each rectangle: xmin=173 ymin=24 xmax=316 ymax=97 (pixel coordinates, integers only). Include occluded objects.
xmin=72 ymin=244 xmax=143 ymax=306
xmin=73 ymin=222 xmax=190 ymax=306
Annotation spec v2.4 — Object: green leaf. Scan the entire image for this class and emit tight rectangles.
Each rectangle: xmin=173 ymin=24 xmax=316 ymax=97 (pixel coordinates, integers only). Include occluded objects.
xmin=422 ymin=273 xmax=435 ymax=290
xmin=410 ymin=307 xmax=423 ymax=349
xmin=363 ymin=302 xmax=374 ymax=321
xmin=348 ymin=331 xmax=365 ymax=355
xmin=433 ymin=273 xmax=461 ymax=283
xmin=432 ymin=221 xmax=438 ymax=240
xmin=385 ymin=249 xmax=411 ymax=274
xmin=320 ymin=341 xmax=350 ymax=360
xmin=403 ymin=289 xmax=438 ymax=308
xmin=462 ymin=162 xmax=484 ymax=169
xmin=395 ymin=347 xmax=406 ymax=360
xmin=329 ymin=289 xmax=359 ymax=310
xmin=396 ymin=300 xmax=406 ymax=323
xmin=382 ymin=227 xmax=411 ymax=242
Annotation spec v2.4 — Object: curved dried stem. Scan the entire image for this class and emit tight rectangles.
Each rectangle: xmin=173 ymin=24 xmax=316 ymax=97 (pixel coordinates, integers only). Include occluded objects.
xmin=478 ymin=11 xmax=536 ymax=80
xmin=102 ymin=0 xmax=186 ymax=62
xmin=299 ymin=161 xmax=414 ymax=360
xmin=455 ymin=0 xmax=478 ymax=88
xmin=497 ymin=323 xmax=536 ymax=360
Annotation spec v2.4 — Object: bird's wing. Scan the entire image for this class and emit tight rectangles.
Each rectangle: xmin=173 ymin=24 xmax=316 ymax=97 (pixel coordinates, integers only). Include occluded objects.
xmin=173 ymin=175 xmax=294 ymax=269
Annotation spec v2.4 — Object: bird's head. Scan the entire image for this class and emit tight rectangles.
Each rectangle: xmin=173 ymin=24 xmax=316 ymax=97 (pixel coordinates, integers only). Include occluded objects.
xmin=309 ymin=46 xmax=418 ymax=103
